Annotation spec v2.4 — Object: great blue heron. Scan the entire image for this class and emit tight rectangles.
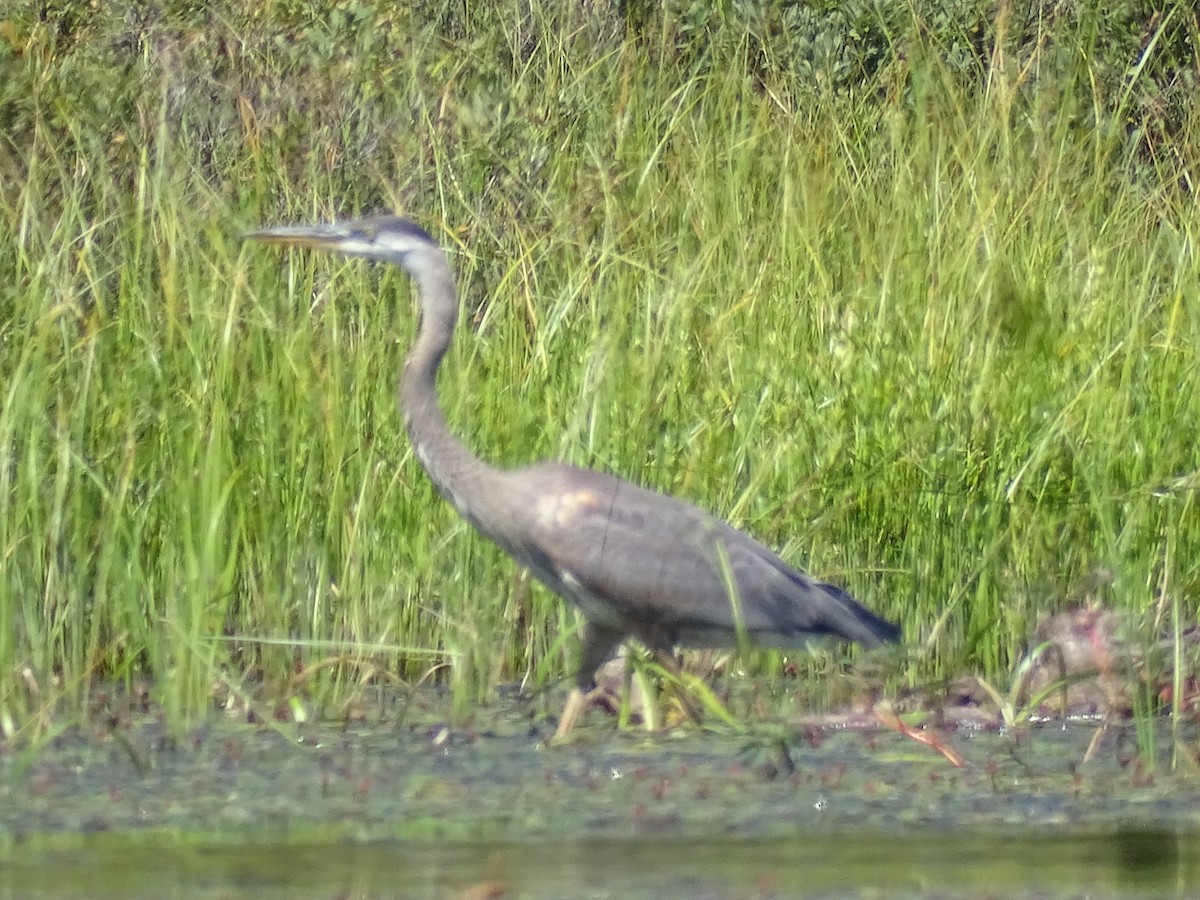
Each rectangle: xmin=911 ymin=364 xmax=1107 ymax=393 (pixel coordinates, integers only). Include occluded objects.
xmin=247 ymin=215 xmax=901 ymax=739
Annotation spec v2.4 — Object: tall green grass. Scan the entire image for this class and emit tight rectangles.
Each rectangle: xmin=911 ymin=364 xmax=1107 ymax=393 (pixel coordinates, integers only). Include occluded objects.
xmin=1 ymin=1 xmax=1196 ymax=739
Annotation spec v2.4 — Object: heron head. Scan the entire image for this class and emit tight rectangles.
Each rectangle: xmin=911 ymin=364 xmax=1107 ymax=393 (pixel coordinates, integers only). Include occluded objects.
xmin=245 ymin=215 xmax=438 ymax=268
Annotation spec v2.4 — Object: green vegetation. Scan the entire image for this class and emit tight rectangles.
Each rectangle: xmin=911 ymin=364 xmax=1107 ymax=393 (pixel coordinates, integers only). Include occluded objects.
xmin=1 ymin=1 xmax=1197 ymax=741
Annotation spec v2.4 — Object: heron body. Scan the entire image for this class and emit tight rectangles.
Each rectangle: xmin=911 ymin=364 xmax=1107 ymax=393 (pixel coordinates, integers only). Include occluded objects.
xmin=247 ymin=215 xmax=901 ymax=738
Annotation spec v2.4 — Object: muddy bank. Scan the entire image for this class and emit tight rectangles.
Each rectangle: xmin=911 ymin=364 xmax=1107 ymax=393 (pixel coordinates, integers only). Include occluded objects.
xmin=3 ymin=690 xmax=1199 ymax=897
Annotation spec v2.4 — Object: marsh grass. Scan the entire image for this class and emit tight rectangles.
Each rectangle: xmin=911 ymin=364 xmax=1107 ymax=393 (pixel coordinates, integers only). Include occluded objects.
xmin=1 ymin=1 xmax=1197 ymax=744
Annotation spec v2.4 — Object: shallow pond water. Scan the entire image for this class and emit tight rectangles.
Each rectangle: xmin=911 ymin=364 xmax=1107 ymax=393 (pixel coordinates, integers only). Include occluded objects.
xmin=3 ymin=828 xmax=1197 ymax=898
xmin=3 ymin=692 xmax=1199 ymax=897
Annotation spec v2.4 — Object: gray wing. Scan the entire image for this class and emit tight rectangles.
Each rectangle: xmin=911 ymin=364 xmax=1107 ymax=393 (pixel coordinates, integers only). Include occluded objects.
xmin=505 ymin=463 xmax=899 ymax=651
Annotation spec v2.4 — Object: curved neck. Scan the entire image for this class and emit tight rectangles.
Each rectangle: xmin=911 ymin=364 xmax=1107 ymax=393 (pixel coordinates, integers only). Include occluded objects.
xmin=399 ymin=251 xmax=493 ymax=506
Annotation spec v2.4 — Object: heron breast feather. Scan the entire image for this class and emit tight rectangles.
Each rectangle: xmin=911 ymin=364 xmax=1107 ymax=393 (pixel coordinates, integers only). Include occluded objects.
xmin=537 ymin=489 xmax=606 ymax=528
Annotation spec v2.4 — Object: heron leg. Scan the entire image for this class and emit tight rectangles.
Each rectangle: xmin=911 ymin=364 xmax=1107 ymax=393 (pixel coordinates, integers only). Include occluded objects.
xmin=552 ymin=620 xmax=625 ymax=742
xmin=554 ymin=687 xmax=587 ymax=742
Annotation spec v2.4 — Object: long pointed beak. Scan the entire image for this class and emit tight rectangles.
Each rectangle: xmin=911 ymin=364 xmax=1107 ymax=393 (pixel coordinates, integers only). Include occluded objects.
xmin=245 ymin=216 xmax=431 ymax=264
xmin=243 ymin=223 xmax=357 ymax=249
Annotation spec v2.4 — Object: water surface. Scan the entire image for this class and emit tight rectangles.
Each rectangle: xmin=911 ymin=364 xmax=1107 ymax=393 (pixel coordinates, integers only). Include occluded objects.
xmin=3 ymin=693 xmax=1198 ymax=897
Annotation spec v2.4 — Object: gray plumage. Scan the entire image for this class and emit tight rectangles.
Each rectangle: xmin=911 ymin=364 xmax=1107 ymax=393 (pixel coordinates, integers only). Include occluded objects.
xmin=247 ymin=215 xmax=901 ymax=737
